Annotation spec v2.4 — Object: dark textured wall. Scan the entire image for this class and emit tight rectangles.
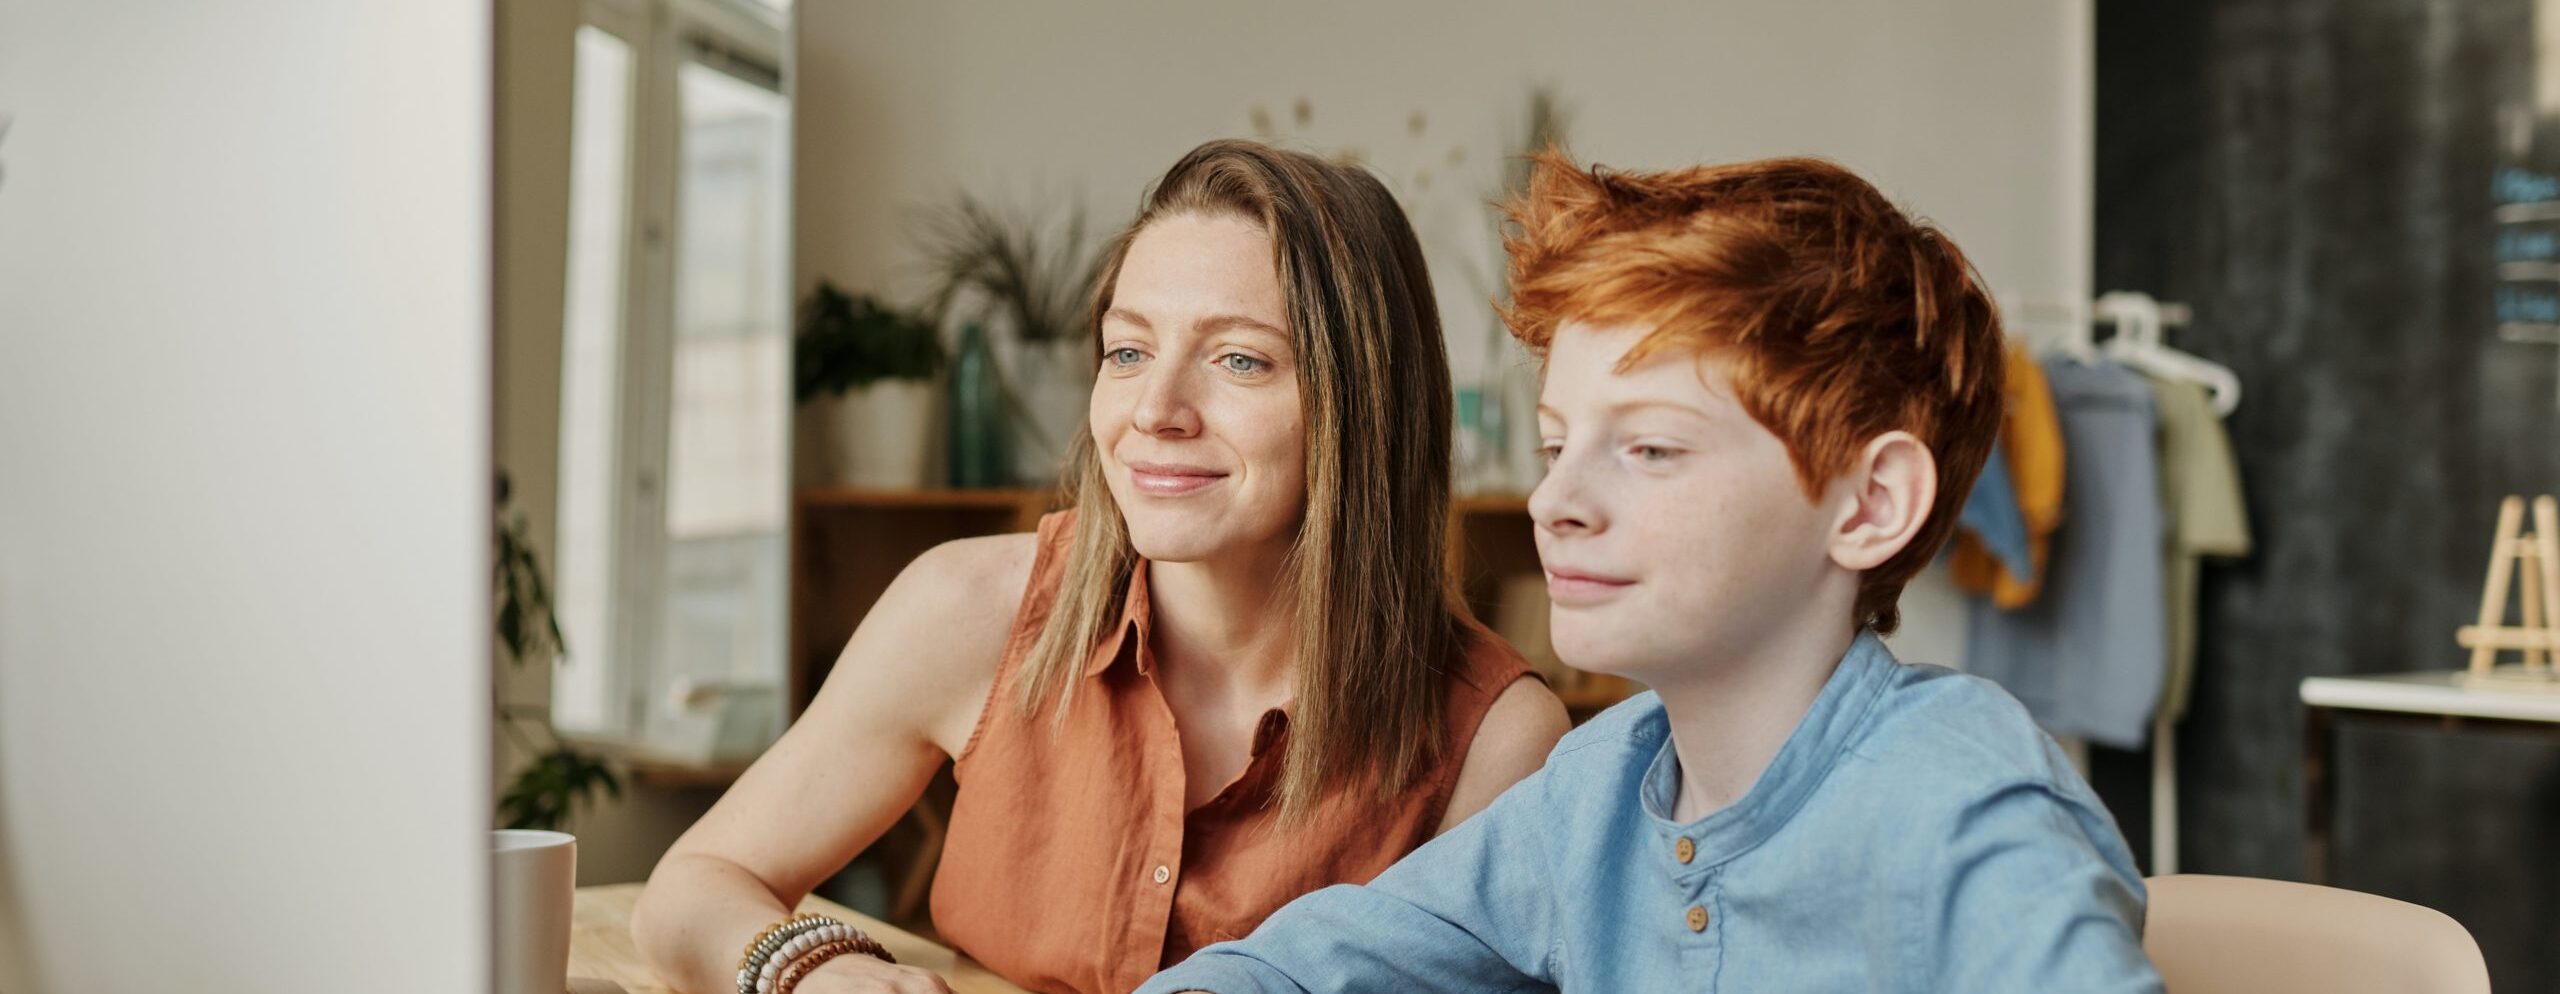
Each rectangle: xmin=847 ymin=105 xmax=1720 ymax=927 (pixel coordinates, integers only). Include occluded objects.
xmin=2095 ymin=0 xmax=2560 ymax=987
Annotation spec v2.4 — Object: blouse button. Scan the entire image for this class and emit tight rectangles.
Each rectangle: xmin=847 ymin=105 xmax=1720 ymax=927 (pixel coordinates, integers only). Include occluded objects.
xmin=1686 ymin=905 xmax=1709 ymax=932
xmin=1674 ymin=837 xmax=1696 ymax=864
xmin=1152 ymin=864 xmax=1172 ymax=885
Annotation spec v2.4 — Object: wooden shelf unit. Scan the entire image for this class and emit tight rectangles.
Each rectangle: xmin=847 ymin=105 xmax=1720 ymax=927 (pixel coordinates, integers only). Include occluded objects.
xmin=788 ymin=488 xmax=1056 ymax=713
xmin=790 ymin=488 xmax=1635 ymax=720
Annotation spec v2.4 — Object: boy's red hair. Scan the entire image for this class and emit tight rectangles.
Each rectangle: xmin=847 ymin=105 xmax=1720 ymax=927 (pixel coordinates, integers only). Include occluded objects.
xmin=1500 ymin=150 xmax=2005 ymax=634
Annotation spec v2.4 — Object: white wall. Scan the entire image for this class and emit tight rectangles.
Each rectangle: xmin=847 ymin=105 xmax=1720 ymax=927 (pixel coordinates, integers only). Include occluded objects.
xmin=796 ymin=0 xmax=2090 ymax=385
xmin=0 ymin=3 xmax=489 ymax=991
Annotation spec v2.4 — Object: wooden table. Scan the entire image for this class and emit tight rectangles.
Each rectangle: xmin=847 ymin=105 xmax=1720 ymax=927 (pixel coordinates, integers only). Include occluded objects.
xmin=2299 ymin=670 xmax=2560 ymax=884
xmin=569 ymin=883 xmax=1030 ymax=994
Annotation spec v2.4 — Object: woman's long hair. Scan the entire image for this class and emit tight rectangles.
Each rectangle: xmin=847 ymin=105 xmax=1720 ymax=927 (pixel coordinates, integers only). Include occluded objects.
xmin=1015 ymin=139 xmax=1462 ymax=819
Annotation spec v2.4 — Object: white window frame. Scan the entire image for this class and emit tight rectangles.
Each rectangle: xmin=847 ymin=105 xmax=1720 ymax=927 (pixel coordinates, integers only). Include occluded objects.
xmin=563 ymin=0 xmax=788 ymax=743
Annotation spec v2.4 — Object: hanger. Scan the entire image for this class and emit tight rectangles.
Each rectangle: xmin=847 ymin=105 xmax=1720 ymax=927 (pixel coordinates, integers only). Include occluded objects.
xmin=2093 ymin=291 xmax=2241 ymax=417
xmin=1999 ymin=294 xmax=2099 ymax=363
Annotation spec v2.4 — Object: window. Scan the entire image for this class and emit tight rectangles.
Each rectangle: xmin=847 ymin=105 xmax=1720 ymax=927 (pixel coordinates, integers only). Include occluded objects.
xmin=553 ymin=0 xmax=790 ymax=756
xmin=553 ymin=24 xmax=636 ymax=735
xmin=649 ymin=54 xmax=791 ymax=747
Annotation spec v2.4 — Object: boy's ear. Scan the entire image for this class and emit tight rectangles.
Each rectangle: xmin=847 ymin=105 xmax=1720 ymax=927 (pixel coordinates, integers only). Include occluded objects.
xmin=1825 ymin=431 xmax=1937 ymax=572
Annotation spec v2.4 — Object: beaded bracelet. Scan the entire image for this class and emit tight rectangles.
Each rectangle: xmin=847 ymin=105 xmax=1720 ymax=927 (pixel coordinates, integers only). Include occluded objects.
xmin=772 ymin=938 xmax=862 ymax=994
xmin=764 ymin=925 xmax=897 ymax=992
xmin=737 ymin=914 xmax=835 ymax=994
xmin=739 ymin=914 xmax=897 ymax=994
xmin=760 ymin=924 xmax=857 ymax=992
xmin=739 ymin=916 xmax=832 ymax=994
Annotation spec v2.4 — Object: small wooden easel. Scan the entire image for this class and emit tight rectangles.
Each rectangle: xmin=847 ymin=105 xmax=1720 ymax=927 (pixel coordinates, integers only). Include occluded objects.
xmin=2459 ymin=494 xmax=2560 ymax=688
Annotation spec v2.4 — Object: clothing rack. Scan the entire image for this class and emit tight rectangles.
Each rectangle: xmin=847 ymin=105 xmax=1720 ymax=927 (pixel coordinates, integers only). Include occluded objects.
xmin=1991 ymin=292 xmax=2216 ymax=876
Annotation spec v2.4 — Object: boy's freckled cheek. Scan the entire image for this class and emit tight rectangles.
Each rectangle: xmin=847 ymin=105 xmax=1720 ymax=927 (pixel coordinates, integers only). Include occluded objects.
xmin=1623 ymin=494 xmax=1673 ymax=531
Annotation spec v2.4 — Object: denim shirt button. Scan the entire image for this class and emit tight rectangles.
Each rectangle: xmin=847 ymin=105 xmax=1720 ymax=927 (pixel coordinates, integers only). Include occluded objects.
xmin=1686 ymin=905 xmax=1709 ymax=932
xmin=1674 ymin=837 xmax=1696 ymax=864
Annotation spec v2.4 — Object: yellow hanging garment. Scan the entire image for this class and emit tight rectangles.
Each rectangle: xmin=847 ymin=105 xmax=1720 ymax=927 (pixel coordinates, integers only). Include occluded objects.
xmin=1953 ymin=348 xmax=2065 ymax=608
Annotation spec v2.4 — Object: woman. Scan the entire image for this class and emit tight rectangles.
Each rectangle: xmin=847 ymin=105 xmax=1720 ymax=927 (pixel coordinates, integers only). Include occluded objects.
xmin=632 ymin=139 xmax=1568 ymax=994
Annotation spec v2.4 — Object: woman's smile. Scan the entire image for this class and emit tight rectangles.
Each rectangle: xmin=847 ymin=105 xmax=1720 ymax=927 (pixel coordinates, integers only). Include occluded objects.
xmin=1125 ymin=460 xmax=1231 ymax=497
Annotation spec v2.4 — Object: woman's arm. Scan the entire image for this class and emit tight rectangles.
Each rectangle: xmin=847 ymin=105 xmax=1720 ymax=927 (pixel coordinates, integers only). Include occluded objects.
xmin=630 ymin=534 xmax=1036 ymax=994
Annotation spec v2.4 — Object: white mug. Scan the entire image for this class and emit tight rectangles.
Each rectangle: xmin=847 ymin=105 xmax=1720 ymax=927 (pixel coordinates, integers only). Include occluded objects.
xmin=493 ymin=829 xmax=577 ymax=994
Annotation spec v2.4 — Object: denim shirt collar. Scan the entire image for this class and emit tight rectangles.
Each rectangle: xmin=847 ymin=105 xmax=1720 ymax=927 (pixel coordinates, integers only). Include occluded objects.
xmin=1636 ymin=630 xmax=1897 ymax=872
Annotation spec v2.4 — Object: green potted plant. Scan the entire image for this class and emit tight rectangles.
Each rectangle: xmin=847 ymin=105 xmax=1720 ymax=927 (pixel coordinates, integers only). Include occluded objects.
xmin=493 ymin=470 xmax=619 ymax=832
xmin=797 ymin=280 xmax=945 ymax=488
xmin=918 ymin=195 xmax=1105 ymax=486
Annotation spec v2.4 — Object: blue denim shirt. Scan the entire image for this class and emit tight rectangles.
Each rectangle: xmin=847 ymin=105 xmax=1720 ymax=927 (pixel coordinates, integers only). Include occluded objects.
xmin=1138 ymin=633 xmax=2163 ymax=993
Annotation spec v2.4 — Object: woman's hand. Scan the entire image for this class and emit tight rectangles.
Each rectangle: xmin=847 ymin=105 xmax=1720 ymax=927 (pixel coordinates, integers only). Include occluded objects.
xmin=789 ymin=951 xmax=957 ymax=994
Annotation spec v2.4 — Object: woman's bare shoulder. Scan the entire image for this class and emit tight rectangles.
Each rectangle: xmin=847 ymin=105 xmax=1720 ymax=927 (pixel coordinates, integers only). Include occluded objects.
xmin=900 ymin=532 xmax=1042 ymax=621
xmin=1438 ymin=676 xmax=1570 ymax=833
xmin=806 ymin=531 xmax=1043 ymax=753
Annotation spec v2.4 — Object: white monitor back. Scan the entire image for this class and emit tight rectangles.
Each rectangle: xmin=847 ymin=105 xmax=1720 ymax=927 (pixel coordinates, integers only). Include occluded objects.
xmin=0 ymin=3 xmax=490 ymax=991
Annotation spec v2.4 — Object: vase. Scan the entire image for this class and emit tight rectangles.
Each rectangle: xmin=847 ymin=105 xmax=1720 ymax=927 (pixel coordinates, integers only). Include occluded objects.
xmin=998 ymin=336 xmax=1093 ymax=486
xmin=808 ymin=380 xmax=935 ymax=489
xmin=947 ymin=322 xmax=1009 ymax=487
xmin=1494 ymin=338 xmax=1547 ymax=493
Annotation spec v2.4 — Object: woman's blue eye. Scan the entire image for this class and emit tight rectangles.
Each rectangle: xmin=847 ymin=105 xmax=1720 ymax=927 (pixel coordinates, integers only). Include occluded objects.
xmin=1107 ymin=347 xmax=1146 ymax=367
xmin=1218 ymin=353 xmax=1269 ymax=375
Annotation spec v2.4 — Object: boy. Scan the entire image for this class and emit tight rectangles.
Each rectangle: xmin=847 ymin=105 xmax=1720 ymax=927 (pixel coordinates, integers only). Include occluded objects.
xmin=1136 ymin=153 xmax=2163 ymax=992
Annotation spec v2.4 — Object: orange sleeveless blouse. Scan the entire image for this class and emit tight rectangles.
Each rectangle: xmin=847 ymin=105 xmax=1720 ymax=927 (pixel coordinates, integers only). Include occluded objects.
xmin=928 ymin=511 xmax=1533 ymax=994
